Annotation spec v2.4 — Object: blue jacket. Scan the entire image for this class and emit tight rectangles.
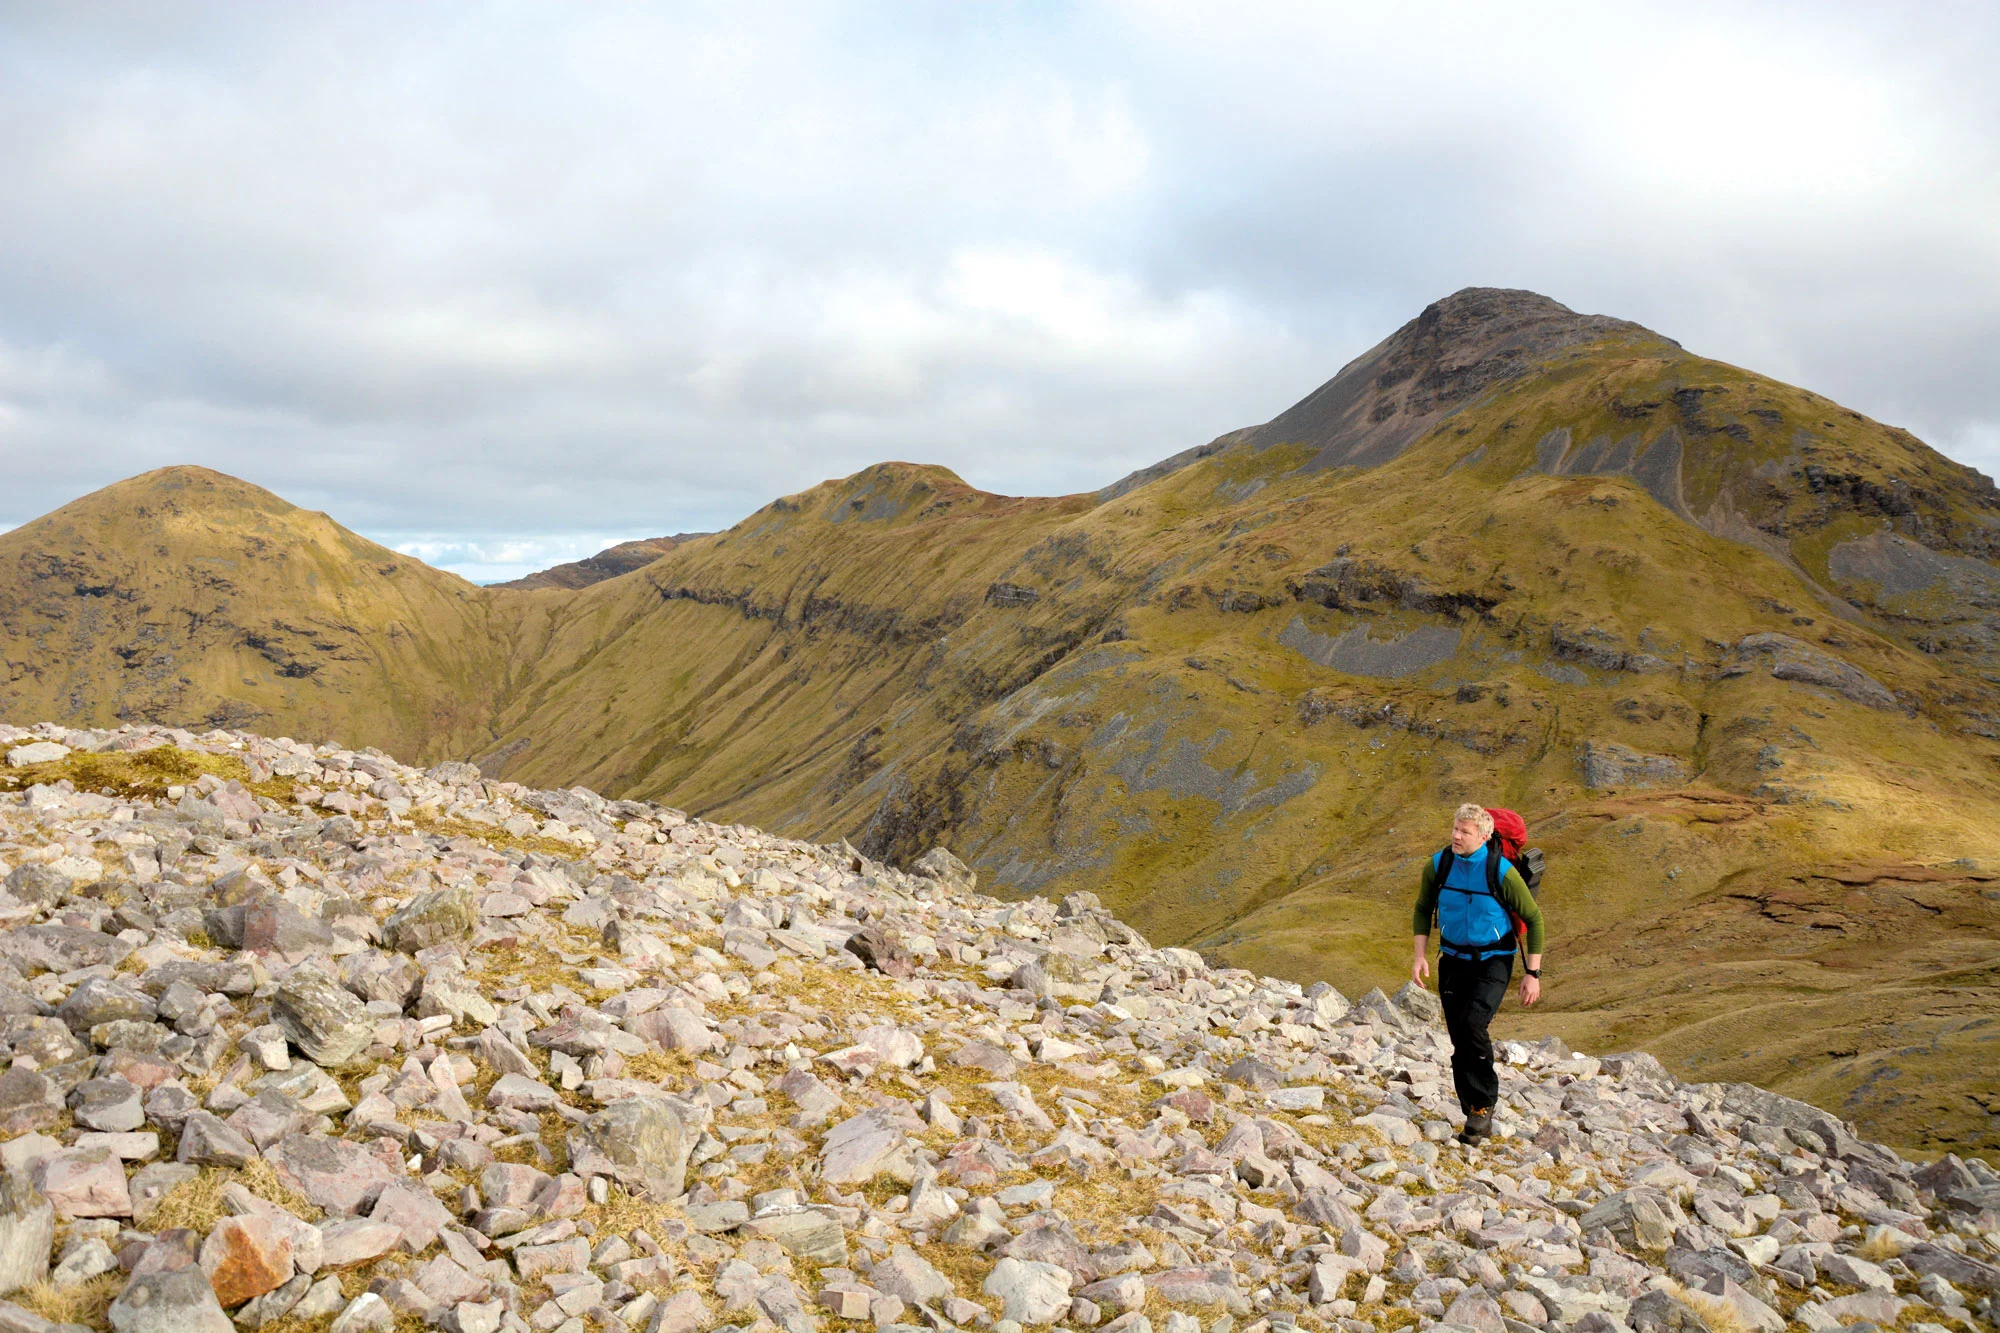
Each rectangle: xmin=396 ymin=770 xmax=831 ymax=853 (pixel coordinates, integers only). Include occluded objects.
xmin=1428 ymin=844 xmax=1517 ymax=960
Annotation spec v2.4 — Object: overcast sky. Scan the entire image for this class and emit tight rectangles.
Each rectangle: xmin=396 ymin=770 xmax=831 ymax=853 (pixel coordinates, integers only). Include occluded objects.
xmin=2 ymin=4 xmax=1996 ymax=582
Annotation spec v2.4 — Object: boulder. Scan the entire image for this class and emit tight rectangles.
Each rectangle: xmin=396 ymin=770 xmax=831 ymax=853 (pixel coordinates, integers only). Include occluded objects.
xmin=912 ymin=846 xmax=976 ymax=893
xmin=176 ymin=1113 xmax=256 ymax=1169
xmin=819 ymin=1109 xmax=916 ymax=1185
xmin=1580 ymin=1189 xmax=1687 ymax=1252
xmin=269 ymin=1135 xmax=400 ymax=1217
xmin=108 ymin=1261 xmax=233 ymax=1333
xmin=565 ymin=1097 xmax=695 ymax=1199
xmin=272 ymin=966 xmax=374 ymax=1068
xmin=383 ymin=887 xmax=476 ymax=954
xmin=842 ymin=925 xmax=912 ymax=978
xmin=740 ymin=1209 xmax=848 ymax=1265
xmin=983 ymin=1257 xmax=1072 ymax=1326
xmin=198 ymin=1215 xmax=293 ymax=1308
xmin=0 ymin=1174 xmax=54 ymax=1297
xmin=0 ymin=1069 xmax=63 ymax=1135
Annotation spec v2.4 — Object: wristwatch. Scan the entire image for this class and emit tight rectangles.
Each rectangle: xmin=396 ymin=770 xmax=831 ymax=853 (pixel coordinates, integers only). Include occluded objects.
xmin=1524 ymin=967 xmax=1541 ymax=978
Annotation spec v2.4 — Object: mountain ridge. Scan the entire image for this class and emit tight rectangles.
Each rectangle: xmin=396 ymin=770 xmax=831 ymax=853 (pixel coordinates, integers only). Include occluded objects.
xmin=3 ymin=288 xmax=1999 ymax=1157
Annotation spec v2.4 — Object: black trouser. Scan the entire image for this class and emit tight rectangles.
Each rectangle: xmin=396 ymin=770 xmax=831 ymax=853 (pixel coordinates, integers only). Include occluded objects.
xmin=1438 ymin=951 xmax=1513 ymax=1115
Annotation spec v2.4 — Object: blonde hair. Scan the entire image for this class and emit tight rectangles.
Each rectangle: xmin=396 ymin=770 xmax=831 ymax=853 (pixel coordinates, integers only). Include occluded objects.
xmin=1453 ymin=804 xmax=1494 ymax=836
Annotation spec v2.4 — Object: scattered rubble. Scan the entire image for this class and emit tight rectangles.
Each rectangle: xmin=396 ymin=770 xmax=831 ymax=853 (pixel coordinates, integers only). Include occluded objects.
xmin=0 ymin=719 xmax=1993 ymax=1333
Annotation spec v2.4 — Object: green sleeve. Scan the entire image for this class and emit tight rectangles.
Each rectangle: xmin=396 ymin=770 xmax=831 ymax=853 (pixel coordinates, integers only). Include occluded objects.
xmin=1498 ymin=866 xmax=1545 ymax=954
xmin=1412 ymin=853 xmax=1439 ymax=937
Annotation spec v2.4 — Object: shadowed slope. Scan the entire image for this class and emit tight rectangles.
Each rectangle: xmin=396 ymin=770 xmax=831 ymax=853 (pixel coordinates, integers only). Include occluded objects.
xmin=492 ymin=535 xmax=710 ymax=591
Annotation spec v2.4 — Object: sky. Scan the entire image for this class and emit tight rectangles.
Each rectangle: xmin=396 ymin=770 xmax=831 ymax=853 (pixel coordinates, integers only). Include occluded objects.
xmin=1 ymin=4 xmax=1996 ymax=583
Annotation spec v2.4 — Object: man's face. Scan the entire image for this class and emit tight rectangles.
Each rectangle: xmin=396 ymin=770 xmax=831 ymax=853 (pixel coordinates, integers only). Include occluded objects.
xmin=1451 ymin=820 xmax=1486 ymax=854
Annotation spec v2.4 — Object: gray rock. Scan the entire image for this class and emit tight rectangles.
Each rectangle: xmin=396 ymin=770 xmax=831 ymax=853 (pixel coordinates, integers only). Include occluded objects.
xmin=912 ymin=846 xmax=976 ymax=893
xmin=1627 ymin=1288 xmax=1715 ymax=1333
xmin=0 ymin=1068 xmax=63 ymax=1135
xmin=56 ymin=976 xmax=156 ymax=1035
xmin=984 ymin=1257 xmax=1073 ymax=1325
xmin=685 ymin=1200 xmax=749 ymax=1233
xmin=564 ymin=1097 xmax=695 ymax=1199
xmin=1579 ymin=1189 xmax=1686 ymax=1252
xmin=6 ymin=742 xmax=70 ymax=766
xmin=289 ymin=1277 xmax=346 ymax=1323
xmin=233 ymin=1273 xmax=311 ymax=1328
xmin=1900 ymin=1243 xmax=2000 ymax=1294
xmin=819 ymin=1109 xmax=915 ymax=1185
xmin=842 ymin=925 xmax=912 ymax=978
xmin=1726 ymin=632 xmax=1898 ymax=710
xmin=383 ymin=887 xmax=476 ymax=954
xmin=52 ymin=1238 xmax=121 ymax=1288
xmin=6 ymin=923 xmax=135 ymax=974
xmin=129 ymin=1164 xmax=200 ymax=1227
xmin=1391 ymin=979 xmax=1444 ymax=1025
xmin=1578 ymin=740 xmax=1688 ymax=791
xmin=203 ymin=899 xmax=330 ymax=954
xmin=4 ymin=863 xmax=71 ymax=906
xmin=108 ymin=1263 xmax=234 ymax=1333
xmin=272 ymin=966 xmax=374 ymax=1068
xmin=73 ymin=1078 xmax=146 ymax=1133
xmin=176 ymin=1113 xmax=256 ymax=1169
xmin=868 ymin=1245 xmax=953 ymax=1305
xmin=339 ymin=951 xmax=422 ymax=1008
xmin=268 ymin=1135 xmax=399 ymax=1217
xmin=328 ymin=1292 xmax=394 ymax=1333
xmin=0 ymin=1174 xmax=54 ymax=1297
xmin=740 ymin=1208 xmax=848 ymax=1265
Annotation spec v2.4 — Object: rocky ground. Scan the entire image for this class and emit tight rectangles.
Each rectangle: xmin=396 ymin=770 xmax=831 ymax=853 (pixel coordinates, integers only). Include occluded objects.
xmin=0 ymin=722 xmax=1996 ymax=1333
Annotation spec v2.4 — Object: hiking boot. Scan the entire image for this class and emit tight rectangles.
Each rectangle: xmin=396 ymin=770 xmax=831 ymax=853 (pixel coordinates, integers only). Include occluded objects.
xmin=1456 ymin=1108 xmax=1493 ymax=1144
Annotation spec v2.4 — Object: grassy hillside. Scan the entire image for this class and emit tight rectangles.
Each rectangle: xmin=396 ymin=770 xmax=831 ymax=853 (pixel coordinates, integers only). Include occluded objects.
xmin=4 ymin=290 xmax=1997 ymax=1158
xmin=0 ymin=467 xmax=514 ymax=757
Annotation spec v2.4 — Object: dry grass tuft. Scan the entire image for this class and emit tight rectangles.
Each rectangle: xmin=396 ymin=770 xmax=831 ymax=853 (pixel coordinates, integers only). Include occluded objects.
xmin=1665 ymin=1280 xmax=1755 ymax=1333
xmin=148 ymin=1159 xmax=323 ymax=1233
xmin=0 ymin=744 xmax=303 ymax=810
xmin=1055 ymin=1167 xmax=1169 ymax=1245
xmin=579 ymin=1182 xmax=685 ymax=1248
xmin=406 ymin=812 xmax=581 ymax=858
xmin=15 ymin=1272 xmax=126 ymax=1328
xmin=913 ymin=1241 xmax=995 ymax=1314
xmin=618 ymin=1048 xmax=696 ymax=1086
xmin=1852 ymin=1229 xmax=1906 ymax=1263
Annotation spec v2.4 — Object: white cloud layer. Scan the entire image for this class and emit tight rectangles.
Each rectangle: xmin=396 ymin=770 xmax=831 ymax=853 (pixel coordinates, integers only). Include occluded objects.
xmin=0 ymin=3 xmax=1995 ymax=578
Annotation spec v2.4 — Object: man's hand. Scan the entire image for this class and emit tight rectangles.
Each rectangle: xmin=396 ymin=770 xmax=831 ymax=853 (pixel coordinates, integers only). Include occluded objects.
xmin=1519 ymin=974 xmax=1541 ymax=1006
xmin=1411 ymin=955 xmax=1429 ymax=989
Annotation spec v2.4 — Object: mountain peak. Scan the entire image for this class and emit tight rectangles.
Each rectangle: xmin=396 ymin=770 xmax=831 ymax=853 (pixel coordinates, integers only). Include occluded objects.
xmin=1241 ymin=287 xmax=1675 ymax=470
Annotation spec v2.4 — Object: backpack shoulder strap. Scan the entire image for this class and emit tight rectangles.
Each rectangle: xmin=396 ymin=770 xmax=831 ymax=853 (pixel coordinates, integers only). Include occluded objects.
xmin=1486 ymin=839 xmax=1503 ymax=895
xmin=1435 ymin=847 xmax=1454 ymax=886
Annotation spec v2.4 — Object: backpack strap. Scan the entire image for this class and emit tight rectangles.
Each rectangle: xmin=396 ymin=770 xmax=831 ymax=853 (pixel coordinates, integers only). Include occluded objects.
xmin=1485 ymin=837 xmax=1502 ymax=895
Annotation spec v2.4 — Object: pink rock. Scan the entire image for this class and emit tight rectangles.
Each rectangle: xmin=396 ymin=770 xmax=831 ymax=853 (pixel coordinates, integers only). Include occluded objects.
xmin=317 ymin=1219 xmax=403 ymax=1270
xmin=477 ymin=1163 xmax=550 ymax=1209
xmin=370 ymin=1182 xmax=453 ymax=1252
xmin=269 ymin=1134 xmax=400 ymax=1217
xmin=36 ymin=1149 xmax=132 ymax=1218
xmin=651 ymin=1290 xmax=711 ymax=1333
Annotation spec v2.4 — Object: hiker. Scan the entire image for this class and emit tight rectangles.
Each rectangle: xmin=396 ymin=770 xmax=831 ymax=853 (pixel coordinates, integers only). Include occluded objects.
xmin=1411 ymin=803 xmax=1544 ymax=1145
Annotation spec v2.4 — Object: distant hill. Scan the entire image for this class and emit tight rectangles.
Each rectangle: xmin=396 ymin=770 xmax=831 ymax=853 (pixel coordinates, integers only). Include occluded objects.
xmin=5 ymin=288 xmax=1998 ymax=1158
xmin=491 ymin=534 xmax=710 ymax=591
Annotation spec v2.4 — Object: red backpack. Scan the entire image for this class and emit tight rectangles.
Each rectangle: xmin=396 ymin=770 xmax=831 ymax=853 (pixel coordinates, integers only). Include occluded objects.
xmin=1436 ymin=807 xmax=1545 ymax=951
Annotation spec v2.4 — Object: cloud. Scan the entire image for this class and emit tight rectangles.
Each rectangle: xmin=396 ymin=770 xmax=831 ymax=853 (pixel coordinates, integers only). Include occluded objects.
xmin=0 ymin=3 xmax=1994 ymax=576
